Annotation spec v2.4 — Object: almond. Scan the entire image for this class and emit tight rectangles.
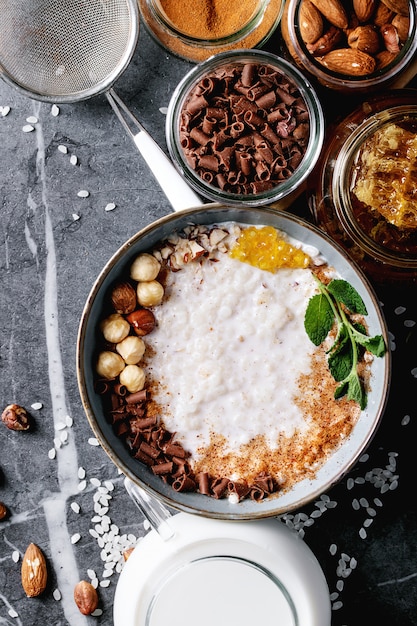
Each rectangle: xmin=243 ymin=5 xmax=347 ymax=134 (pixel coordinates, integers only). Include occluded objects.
xmin=309 ymin=0 xmax=349 ymax=29
xmin=319 ymin=48 xmax=377 ymax=75
xmin=299 ymin=0 xmax=324 ymax=44
xmin=348 ymin=25 xmax=380 ymax=55
xmin=374 ymin=2 xmax=394 ymax=26
xmin=392 ymin=14 xmax=410 ymax=41
xmin=21 ymin=543 xmax=48 ymax=597
xmin=74 ymin=580 xmax=99 ymax=615
xmin=380 ymin=0 xmax=409 ymax=17
xmin=353 ymin=0 xmax=377 ymax=22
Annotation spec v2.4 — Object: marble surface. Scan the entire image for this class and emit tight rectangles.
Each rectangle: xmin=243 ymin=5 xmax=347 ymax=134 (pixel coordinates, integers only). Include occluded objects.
xmin=1 ymin=17 xmax=417 ymax=626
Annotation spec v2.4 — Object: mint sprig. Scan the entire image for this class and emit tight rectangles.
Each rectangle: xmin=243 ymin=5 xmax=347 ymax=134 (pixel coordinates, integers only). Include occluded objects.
xmin=304 ymin=277 xmax=386 ymax=410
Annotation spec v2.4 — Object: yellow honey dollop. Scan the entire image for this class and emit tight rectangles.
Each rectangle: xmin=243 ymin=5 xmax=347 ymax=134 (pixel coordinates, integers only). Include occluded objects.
xmin=229 ymin=225 xmax=311 ymax=271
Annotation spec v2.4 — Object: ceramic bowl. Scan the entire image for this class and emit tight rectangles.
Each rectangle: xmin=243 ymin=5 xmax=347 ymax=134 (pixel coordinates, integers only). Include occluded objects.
xmin=76 ymin=204 xmax=391 ymax=520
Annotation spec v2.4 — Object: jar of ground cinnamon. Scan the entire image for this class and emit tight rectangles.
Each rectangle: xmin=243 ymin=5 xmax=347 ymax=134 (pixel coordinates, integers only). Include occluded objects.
xmin=138 ymin=0 xmax=284 ymax=62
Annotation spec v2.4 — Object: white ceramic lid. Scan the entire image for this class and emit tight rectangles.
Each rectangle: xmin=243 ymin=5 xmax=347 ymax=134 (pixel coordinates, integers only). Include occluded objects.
xmin=114 ymin=512 xmax=331 ymax=626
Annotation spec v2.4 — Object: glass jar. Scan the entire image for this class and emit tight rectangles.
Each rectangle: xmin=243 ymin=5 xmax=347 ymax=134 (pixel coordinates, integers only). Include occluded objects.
xmin=166 ymin=49 xmax=325 ymax=209
xmin=308 ymin=89 xmax=417 ymax=284
xmin=138 ymin=0 xmax=284 ymax=62
xmin=281 ymin=0 xmax=417 ymax=94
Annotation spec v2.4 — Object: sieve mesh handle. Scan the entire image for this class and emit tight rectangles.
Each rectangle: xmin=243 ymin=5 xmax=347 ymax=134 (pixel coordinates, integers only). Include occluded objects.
xmin=107 ymin=90 xmax=202 ymax=212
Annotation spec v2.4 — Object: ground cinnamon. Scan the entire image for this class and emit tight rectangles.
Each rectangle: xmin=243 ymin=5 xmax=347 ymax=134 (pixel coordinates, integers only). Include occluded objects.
xmin=139 ymin=0 xmax=284 ymax=62
xmin=159 ymin=0 xmax=260 ymax=40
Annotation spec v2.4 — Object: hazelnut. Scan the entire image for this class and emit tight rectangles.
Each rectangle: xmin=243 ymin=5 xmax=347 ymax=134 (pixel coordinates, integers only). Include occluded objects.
xmin=119 ymin=364 xmax=146 ymax=393
xmin=111 ymin=282 xmax=137 ymax=314
xmin=1 ymin=404 xmax=31 ymax=431
xmin=74 ymin=580 xmax=99 ymax=615
xmin=100 ymin=313 xmax=130 ymax=343
xmin=116 ymin=336 xmax=146 ymax=364
xmin=126 ymin=309 xmax=156 ymax=336
xmin=130 ymin=253 xmax=161 ymax=282
xmin=0 ymin=501 xmax=8 ymax=520
xmin=96 ymin=351 xmax=125 ymax=379
xmin=137 ymin=280 xmax=164 ymax=307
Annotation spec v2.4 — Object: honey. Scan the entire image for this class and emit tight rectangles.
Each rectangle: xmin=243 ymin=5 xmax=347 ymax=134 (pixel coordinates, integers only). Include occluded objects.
xmin=229 ymin=225 xmax=311 ymax=271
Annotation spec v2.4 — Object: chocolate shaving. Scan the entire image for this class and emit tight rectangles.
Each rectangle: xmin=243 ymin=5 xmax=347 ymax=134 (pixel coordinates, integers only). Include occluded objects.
xmin=179 ymin=62 xmax=310 ymax=195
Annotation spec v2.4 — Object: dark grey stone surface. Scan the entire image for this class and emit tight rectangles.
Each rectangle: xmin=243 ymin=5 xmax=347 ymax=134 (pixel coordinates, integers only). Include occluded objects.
xmin=1 ymin=17 xmax=416 ymax=626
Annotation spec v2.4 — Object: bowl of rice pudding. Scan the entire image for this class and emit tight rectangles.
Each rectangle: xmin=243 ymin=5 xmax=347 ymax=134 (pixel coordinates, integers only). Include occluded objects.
xmin=77 ymin=204 xmax=390 ymax=519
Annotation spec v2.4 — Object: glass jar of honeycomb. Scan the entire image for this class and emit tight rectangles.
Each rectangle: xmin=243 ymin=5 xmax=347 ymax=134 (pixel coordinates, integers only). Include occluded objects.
xmin=308 ymin=89 xmax=417 ymax=284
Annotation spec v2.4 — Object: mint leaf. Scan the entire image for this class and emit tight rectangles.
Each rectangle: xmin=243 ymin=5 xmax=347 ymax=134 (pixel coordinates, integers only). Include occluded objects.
xmin=327 ymin=279 xmax=368 ymax=315
xmin=304 ymin=275 xmax=387 ymax=409
xmin=304 ymin=293 xmax=334 ymax=346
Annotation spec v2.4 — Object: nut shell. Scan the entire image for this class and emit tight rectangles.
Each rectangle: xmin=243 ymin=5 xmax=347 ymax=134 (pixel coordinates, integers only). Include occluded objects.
xmin=111 ymin=282 xmax=137 ymax=314
xmin=1 ymin=404 xmax=31 ymax=431
xmin=21 ymin=543 xmax=48 ymax=597
xmin=74 ymin=580 xmax=99 ymax=615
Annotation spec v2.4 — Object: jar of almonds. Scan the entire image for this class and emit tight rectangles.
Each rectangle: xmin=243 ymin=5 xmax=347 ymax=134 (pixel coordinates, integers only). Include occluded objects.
xmin=281 ymin=0 xmax=417 ymax=93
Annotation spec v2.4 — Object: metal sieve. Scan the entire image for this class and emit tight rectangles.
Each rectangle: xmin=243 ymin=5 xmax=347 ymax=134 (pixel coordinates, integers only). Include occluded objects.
xmin=0 ymin=0 xmax=201 ymax=210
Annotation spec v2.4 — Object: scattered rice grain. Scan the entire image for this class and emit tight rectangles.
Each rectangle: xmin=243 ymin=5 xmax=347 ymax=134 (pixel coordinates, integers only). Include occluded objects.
xmin=329 ymin=544 xmax=337 ymax=556
xmin=66 ymin=415 xmax=73 ymax=427
xmin=26 ymin=116 xmax=38 ymax=124
xmin=71 ymin=502 xmax=81 ymax=514
xmin=58 ymin=144 xmax=68 ymax=154
xmin=51 ymin=104 xmax=60 ymax=116
xmin=8 ymin=608 xmax=18 ymax=618
xmin=31 ymin=402 xmax=43 ymax=410
xmin=12 ymin=551 xmax=20 ymax=563
xmin=78 ymin=467 xmax=86 ymax=479
xmin=71 ymin=533 xmax=81 ymax=544
xmin=48 ymin=448 xmax=56 ymax=460
xmin=77 ymin=189 xmax=90 ymax=198
xmin=70 ymin=154 xmax=78 ymax=165
xmin=1 ymin=106 xmax=11 ymax=117
xmin=359 ymin=527 xmax=367 ymax=539
xmin=53 ymin=589 xmax=62 ymax=601
xmin=105 ymin=202 xmax=116 ymax=212
xmin=78 ymin=480 xmax=87 ymax=491
xmin=88 ymin=437 xmax=100 ymax=446
xmin=22 ymin=124 xmax=34 ymax=132
xmin=91 ymin=609 xmax=103 ymax=617
xmin=332 ymin=600 xmax=343 ymax=611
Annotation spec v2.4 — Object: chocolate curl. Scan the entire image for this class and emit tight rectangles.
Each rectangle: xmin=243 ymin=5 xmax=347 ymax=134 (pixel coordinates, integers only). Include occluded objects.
xmin=272 ymin=155 xmax=288 ymax=172
xmin=241 ymin=62 xmax=256 ymax=87
xmin=228 ymin=480 xmax=250 ymax=501
xmin=229 ymin=121 xmax=245 ymax=138
xmin=253 ymin=473 xmax=275 ymax=494
xmin=246 ymin=83 xmax=269 ymax=101
xmin=250 ymin=486 xmax=267 ymax=501
xmin=202 ymin=115 xmax=218 ymax=135
xmin=275 ymin=86 xmax=297 ymax=106
xmin=206 ymin=107 xmax=226 ymax=121
xmin=172 ymin=474 xmax=197 ymax=493
xmin=134 ymin=448 xmax=155 ymax=466
xmin=126 ymin=389 xmax=147 ymax=403
xmin=211 ymin=477 xmax=229 ymax=499
xmin=196 ymin=472 xmax=211 ymax=495
xmin=137 ymin=415 xmax=158 ymax=430
xmin=250 ymin=180 xmax=274 ymax=193
xmin=139 ymin=441 xmax=161 ymax=460
xmin=163 ymin=443 xmax=187 ymax=458
xmin=277 ymin=168 xmax=293 ymax=181
xmin=198 ymin=170 xmax=215 ymax=184
xmin=293 ymin=122 xmax=310 ymax=143
xmin=113 ymin=383 xmax=127 ymax=396
xmin=190 ymin=127 xmax=211 ymax=146
xmin=95 ymin=380 xmax=109 ymax=395
xmin=197 ymin=76 xmax=216 ymax=96
xmin=260 ymin=123 xmax=280 ymax=146
xmin=236 ymin=151 xmax=253 ymax=176
xmin=218 ymin=146 xmax=235 ymax=169
xmin=254 ymin=141 xmax=274 ymax=165
xmin=267 ymin=106 xmax=290 ymax=123
xmin=152 ymin=461 xmax=174 ymax=475
xmin=243 ymin=110 xmax=265 ymax=129
xmin=198 ymin=154 xmax=219 ymax=172
xmin=185 ymin=94 xmax=209 ymax=115
xmin=213 ymin=129 xmax=230 ymax=150
xmin=255 ymin=91 xmax=276 ymax=110
xmin=255 ymin=160 xmax=271 ymax=181
xmin=215 ymin=173 xmax=229 ymax=190
xmin=114 ymin=421 xmax=130 ymax=437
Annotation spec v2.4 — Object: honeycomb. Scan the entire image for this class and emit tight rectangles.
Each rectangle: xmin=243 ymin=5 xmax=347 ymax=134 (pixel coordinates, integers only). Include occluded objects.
xmin=352 ymin=123 xmax=417 ymax=231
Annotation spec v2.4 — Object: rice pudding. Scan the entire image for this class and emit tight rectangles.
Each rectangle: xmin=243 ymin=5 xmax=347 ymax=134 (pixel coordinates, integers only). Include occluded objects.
xmin=96 ymin=222 xmax=372 ymax=502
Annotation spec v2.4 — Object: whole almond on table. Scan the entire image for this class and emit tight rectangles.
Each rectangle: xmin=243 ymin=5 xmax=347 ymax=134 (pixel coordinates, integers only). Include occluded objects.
xmin=74 ymin=580 xmax=99 ymax=615
xmin=21 ymin=543 xmax=48 ymax=597
xmin=309 ymin=0 xmax=349 ymax=29
xmin=299 ymin=0 xmax=324 ymax=44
